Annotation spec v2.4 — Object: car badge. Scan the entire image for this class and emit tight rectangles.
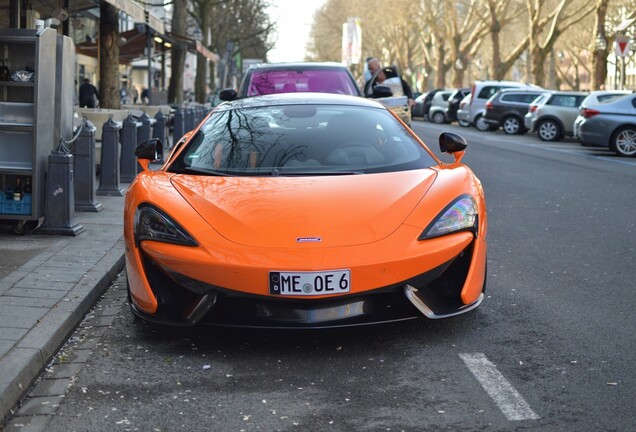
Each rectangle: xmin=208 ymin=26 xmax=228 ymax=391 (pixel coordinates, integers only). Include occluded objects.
xmin=296 ymin=237 xmax=322 ymax=243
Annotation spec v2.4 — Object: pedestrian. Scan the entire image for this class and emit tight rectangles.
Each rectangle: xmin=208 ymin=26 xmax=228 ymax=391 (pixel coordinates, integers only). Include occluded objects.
xmin=141 ymin=88 xmax=149 ymax=104
xmin=364 ymin=57 xmax=415 ymax=109
xmin=78 ymin=78 xmax=99 ymax=108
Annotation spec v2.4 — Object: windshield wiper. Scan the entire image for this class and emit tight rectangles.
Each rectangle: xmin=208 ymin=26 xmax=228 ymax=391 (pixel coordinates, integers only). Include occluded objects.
xmin=181 ymin=166 xmax=236 ymax=176
xmin=272 ymin=170 xmax=364 ymax=176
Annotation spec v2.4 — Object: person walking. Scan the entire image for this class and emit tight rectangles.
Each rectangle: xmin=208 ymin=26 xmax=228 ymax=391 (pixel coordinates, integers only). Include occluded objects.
xmin=79 ymin=78 xmax=99 ymax=108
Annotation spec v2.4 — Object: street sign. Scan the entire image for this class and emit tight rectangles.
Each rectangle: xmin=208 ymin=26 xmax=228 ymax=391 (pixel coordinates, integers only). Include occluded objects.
xmin=615 ymin=36 xmax=631 ymax=57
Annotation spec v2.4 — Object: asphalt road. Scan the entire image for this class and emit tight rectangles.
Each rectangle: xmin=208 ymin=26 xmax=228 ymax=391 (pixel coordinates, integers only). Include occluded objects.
xmin=8 ymin=120 xmax=636 ymax=431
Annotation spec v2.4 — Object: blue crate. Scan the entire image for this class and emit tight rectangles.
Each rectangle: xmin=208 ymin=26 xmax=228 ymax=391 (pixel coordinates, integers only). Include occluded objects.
xmin=0 ymin=193 xmax=32 ymax=215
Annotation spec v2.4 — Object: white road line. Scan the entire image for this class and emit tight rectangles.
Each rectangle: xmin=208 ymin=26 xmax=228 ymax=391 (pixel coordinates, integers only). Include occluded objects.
xmin=459 ymin=353 xmax=540 ymax=421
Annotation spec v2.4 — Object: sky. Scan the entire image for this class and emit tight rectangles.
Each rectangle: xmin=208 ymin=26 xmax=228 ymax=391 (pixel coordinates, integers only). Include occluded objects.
xmin=266 ymin=0 xmax=327 ymax=63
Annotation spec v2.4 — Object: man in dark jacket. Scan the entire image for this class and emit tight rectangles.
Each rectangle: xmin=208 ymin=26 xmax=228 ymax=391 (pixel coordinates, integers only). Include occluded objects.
xmin=79 ymin=78 xmax=99 ymax=108
xmin=364 ymin=58 xmax=415 ymax=109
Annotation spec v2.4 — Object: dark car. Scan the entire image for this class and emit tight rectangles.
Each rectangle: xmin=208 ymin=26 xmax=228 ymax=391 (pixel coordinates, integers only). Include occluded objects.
xmin=445 ymin=88 xmax=470 ymax=123
xmin=412 ymin=92 xmax=428 ymax=118
xmin=219 ymin=62 xmax=362 ymax=100
xmin=482 ymin=89 xmax=547 ymax=134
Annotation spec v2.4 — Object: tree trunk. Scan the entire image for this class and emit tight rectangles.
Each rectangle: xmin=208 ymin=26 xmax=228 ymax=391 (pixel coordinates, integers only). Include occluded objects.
xmin=168 ymin=0 xmax=188 ymax=105
xmin=194 ymin=10 xmax=210 ymax=104
xmin=99 ymin=2 xmax=120 ymax=109
xmin=435 ymin=41 xmax=445 ymax=89
xmin=591 ymin=0 xmax=609 ymax=90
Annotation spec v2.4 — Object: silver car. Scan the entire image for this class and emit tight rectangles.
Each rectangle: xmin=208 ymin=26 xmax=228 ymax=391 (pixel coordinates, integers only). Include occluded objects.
xmin=524 ymin=91 xmax=588 ymax=141
xmin=577 ymin=93 xmax=636 ymax=157
xmin=456 ymin=93 xmax=472 ymax=127
xmin=573 ymin=90 xmax=632 ymax=138
xmin=428 ymin=90 xmax=453 ymax=124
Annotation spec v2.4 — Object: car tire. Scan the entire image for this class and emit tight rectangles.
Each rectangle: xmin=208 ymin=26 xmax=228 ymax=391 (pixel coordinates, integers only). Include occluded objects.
xmin=475 ymin=114 xmax=491 ymax=132
xmin=502 ymin=116 xmax=523 ymax=135
xmin=610 ymin=126 xmax=636 ymax=157
xmin=458 ymin=119 xmax=470 ymax=127
xmin=432 ymin=111 xmax=446 ymax=124
xmin=537 ymin=119 xmax=561 ymax=141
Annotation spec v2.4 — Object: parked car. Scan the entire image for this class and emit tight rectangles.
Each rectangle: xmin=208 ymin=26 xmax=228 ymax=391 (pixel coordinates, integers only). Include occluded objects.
xmin=456 ymin=93 xmax=473 ymax=127
xmin=577 ymin=93 xmax=636 ymax=157
xmin=445 ymin=88 xmax=471 ymax=124
xmin=427 ymin=90 xmax=453 ymax=124
xmin=125 ymin=92 xmax=488 ymax=327
xmin=220 ymin=62 xmax=361 ymax=100
xmin=412 ymin=92 xmax=429 ymax=118
xmin=573 ymin=90 xmax=633 ymax=138
xmin=420 ymin=88 xmax=445 ymax=120
xmin=467 ymin=80 xmax=541 ymax=131
xmin=482 ymin=89 xmax=547 ymax=134
xmin=524 ymin=91 xmax=588 ymax=141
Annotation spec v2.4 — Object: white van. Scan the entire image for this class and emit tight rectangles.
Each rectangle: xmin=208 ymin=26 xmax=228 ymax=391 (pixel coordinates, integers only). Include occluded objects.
xmin=467 ymin=80 xmax=541 ymax=131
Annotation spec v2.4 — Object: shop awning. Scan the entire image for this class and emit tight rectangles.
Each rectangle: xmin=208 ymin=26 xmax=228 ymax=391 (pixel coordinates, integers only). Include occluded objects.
xmin=75 ymin=23 xmax=173 ymax=64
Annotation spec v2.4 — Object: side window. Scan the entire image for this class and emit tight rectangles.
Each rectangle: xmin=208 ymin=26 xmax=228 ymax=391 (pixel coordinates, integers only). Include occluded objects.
xmin=632 ymin=97 xmax=636 ymax=109
xmin=524 ymin=93 xmax=540 ymax=103
xmin=478 ymin=86 xmax=497 ymax=99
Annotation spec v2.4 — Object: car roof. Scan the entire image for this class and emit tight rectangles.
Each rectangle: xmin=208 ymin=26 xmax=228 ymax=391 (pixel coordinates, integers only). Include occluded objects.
xmin=245 ymin=62 xmax=352 ymax=71
xmin=215 ymin=92 xmax=387 ymax=111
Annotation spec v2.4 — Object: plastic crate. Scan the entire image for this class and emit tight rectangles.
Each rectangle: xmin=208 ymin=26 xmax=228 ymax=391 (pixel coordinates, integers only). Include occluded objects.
xmin=0 ymin=193 xmax=32 ymax=215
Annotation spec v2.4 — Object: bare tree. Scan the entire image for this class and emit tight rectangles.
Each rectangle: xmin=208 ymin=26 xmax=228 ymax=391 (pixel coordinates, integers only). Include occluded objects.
xmin=168 ymin=0 xmax=188 ymax=104
xmin=526 ymin=0 xmax=595 ymax=87
xmin=99 ymin=2 xmax=120 ymax=109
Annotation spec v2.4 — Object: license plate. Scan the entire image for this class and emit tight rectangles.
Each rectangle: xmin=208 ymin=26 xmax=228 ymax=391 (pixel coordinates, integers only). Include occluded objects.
xmin=269 ymin=270 xmax=351 ymax=296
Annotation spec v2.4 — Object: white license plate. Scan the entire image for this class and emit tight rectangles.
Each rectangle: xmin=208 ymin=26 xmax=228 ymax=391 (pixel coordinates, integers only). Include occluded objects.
xmin=269 ymin=270 xmax=351 ymax=296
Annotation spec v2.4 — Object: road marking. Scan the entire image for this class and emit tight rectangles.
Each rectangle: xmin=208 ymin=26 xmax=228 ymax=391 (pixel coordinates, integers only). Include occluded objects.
xmin=459 ymin=353 xmax=540 ymax=421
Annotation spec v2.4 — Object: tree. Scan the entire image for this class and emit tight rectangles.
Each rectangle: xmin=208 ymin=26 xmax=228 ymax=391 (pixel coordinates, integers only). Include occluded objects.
xmin=99 ymin=2 xmax=120 ymax=109
xmin=526 ymin=0 xmax=595 ymax=87
xmin=168 ymin=0 xmax=188 ymax=104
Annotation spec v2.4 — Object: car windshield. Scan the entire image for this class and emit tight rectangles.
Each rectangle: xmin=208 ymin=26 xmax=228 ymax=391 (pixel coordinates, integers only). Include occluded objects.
xmin=168 ymin=103 xmax=437 ymax=176
xmin=246 ymin=69 xmax=360 ymax=97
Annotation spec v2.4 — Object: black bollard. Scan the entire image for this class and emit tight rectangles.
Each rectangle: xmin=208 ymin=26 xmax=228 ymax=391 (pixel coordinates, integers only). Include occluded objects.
xmin=153 ymin=111 xmax=167 ymax=161
xmin=74 ymin=119 xmax=103 ymax=212
xmin=120 ymin=114 xmax=139 ymax=183
xmin=173 ymin=108 xmax=184 ymax=143
xmin=97 ymin=117 xmax=124 ymax=196
xmin=185 ymin=108 xmax=195 ymax=132
xmin=137 ymin=112 xmax=152 ymax=147
xmin=39 ymin=143 xmax=85 ymax=236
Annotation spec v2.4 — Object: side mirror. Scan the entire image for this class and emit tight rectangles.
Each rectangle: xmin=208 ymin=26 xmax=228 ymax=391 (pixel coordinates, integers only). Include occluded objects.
xmin=439 ymin=132 xmax=467 ymax=153
xmin=439 ymin=132 xmax=467 ymax=164
xmin=136 ymin=138 xmax=163 ymax=171
xmin=219 ymin=88 xmax=237 ymax=101
xmin=371 ymin=85 xmax=393 ymax=99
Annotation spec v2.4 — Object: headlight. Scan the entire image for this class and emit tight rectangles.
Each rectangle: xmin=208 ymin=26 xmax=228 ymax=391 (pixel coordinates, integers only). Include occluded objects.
xmin=134 ymin=204 xmax=197 ymax=246
xmin=419 ymin=195 xmax=478 ymax=240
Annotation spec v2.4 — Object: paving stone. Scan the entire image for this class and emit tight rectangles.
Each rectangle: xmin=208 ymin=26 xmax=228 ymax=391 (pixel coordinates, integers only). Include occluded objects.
xmin=0 ymin=327 xmax=29 ymax=341
xmin=4 ymin=414 xmax=51 ymax=432
xmin=2 ymin=288 xmax=68 ymax=300
xmin=0 ymin=295 xmax=58 ymax=308
xmin=0 ymin=306 xmax=47 ymax=329
xmin=29 ymin=378 xmax=73 ymax=397
xmin=42 ymin=362 xmax=84 ymax=380
xmin=13 ymin=395 xmax=65 ymax=416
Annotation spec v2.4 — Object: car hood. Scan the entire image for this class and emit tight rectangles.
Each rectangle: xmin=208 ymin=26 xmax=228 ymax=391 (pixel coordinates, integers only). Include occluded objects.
xmin=170 ymin=170 xmax=437 ymax=247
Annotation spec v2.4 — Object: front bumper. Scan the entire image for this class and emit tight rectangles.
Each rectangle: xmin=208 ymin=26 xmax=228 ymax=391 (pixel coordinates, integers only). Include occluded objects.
xmin=129 ymin=240 xmax=485 ymax=328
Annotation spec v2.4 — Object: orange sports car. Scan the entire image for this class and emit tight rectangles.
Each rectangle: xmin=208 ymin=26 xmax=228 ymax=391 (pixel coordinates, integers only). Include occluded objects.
xmin=124 ymin=93 xmax=487 ymax=327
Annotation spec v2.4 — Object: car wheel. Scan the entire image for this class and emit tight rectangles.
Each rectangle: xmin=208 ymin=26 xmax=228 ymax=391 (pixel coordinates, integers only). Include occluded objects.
xmin=537 ymin=119 xmax=560 ymax=141
xmin=432 ymin=111 xmax=446 ymax=124
xmin=458 ymin=119 xmax=470 ymax=127
xmin=475 ymin=114 xmax=490 ymax=132
xmin=502 ymin=116 xmax=522 ymax=135
xmin=610 ymin=126 xmax=636 ymax=157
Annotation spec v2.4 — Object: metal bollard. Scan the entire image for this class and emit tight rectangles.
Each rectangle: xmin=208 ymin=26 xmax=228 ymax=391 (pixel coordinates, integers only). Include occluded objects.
xmin=120 ymin=114 xmax=140 ymax=183
xmin=97 ymin=117 xmax=124 ymax=196
xmin=185 ymin=108 xmax=195 ymax=132
xmin=173 ymin=108 xmax=184 ymax=143
xmin=153 ymin=111 xmax=167 ymax=161
xmin=74 ymin=119 xmax=103 ymax=212
xmin=39 ymin=143 xmax=85 ymax=236
xmin=137 ymin=112 xmax=152 ymax=146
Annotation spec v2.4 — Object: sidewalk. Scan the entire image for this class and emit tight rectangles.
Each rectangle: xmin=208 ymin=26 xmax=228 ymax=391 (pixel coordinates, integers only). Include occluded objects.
xmin=0 ymin=189 xmax=128 ymax=422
